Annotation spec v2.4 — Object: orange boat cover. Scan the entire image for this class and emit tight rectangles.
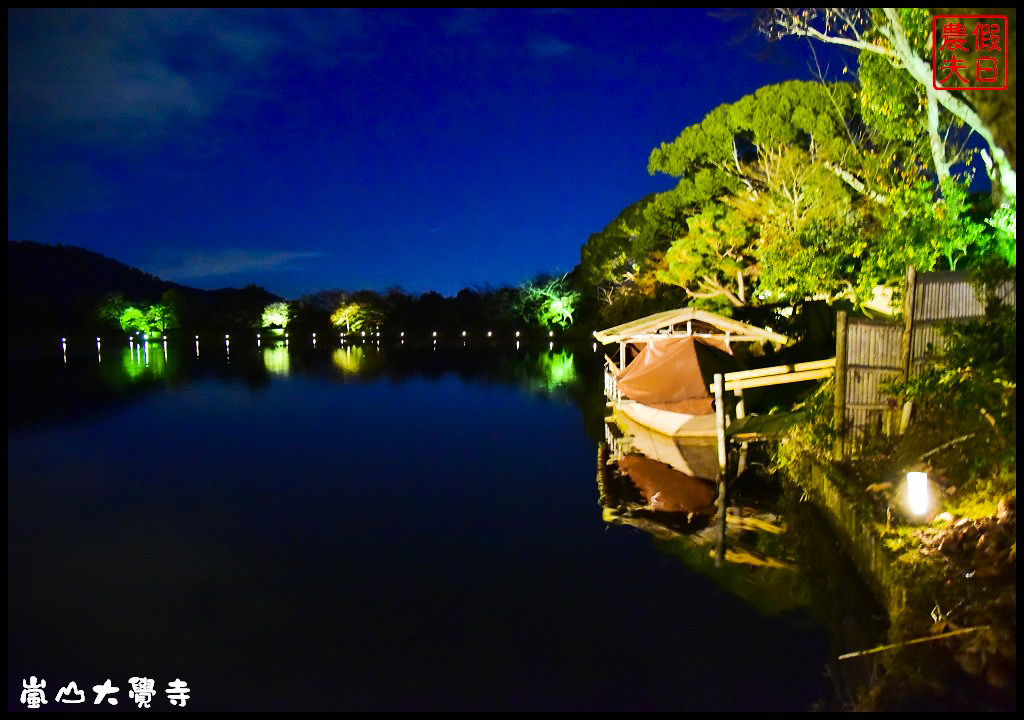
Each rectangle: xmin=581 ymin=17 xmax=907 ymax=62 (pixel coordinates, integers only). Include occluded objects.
xmin=615 ymin=336 xmax=742 ymax=415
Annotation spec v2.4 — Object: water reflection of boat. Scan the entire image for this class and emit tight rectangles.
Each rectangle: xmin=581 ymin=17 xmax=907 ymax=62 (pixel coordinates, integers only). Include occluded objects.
xmin=617 ymin=453 xmax=717 ymax=515
xmin=599 ymin=410 xmax=795 ymax=572
xmin=610 ymin=408 xmax=720 ymax=479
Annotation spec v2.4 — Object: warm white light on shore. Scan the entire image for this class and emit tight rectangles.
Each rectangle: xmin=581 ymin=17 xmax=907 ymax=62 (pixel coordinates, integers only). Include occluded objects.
xmin=515 ymin=331 xmax=520 ymax=337
xmin=907 ymin=472 xmax=929 ymax=516
xmin=549 ymin=331 xmax=554 ymax=337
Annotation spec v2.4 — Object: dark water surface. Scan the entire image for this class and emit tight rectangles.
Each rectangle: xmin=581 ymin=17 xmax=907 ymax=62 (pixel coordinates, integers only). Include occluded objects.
xmin=9 ymin=340 xmax=844 ymax=711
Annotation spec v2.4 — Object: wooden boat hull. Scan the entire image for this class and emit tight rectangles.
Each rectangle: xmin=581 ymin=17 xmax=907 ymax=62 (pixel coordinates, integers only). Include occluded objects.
xmin=616 ymin=399 xmax=718 ymax=438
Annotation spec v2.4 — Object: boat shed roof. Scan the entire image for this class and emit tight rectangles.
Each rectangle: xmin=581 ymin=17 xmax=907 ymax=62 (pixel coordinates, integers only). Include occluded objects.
xmin=593 ymin=307 xmax=789 ymax=346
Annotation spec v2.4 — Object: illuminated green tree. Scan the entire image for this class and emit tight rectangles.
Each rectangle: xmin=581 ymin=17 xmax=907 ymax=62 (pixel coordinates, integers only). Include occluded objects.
xmin=763 ymin=8 xmax=1015 ymax=215
xmin=330 ymin=301 xmax=385 ymax=332
xmin=519 ymin=275 xmax=581 ymax=329
xmin=119 ymin=306 xmax=147 ymax=334
xmin=261 ymin=301 xmax=290 ymax=328
xmin=657 ymin=204 xmax=757 ymax=310
xmin=144 ymin=303 xmax=176 ymax=334
xmin=118 ymin=303 xmax=177 ymax=334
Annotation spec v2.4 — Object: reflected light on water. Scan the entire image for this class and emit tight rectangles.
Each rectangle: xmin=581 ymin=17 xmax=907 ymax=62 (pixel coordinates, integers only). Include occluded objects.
xmin=263 ymin=346 xmax=290 ymax=376
xmin=538 ymin=350 xmax=577 ymax=391
xmin=332 ymin=346 xmax=365 ymax=374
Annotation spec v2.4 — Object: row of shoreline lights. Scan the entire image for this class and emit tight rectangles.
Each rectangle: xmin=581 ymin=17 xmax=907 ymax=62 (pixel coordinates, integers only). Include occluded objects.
xmin=75 ymin=328 xmax=563 ymax=339
xmin=67 ymin=331 xmax=599 ymax=356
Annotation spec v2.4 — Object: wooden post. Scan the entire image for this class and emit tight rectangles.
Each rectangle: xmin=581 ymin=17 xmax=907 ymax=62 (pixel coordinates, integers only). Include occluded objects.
xmin=899 ymin=265 xmax=917 ymax=433
xmin=714 ymin=373 xmax=727 ymax=475
xmin=714 ymin=374 xmax=729 ymax=568
xmin=833 ymin=310 xmax=848 ymax=460
xmin=715 ymin=474 xmax=727 ymax=568
xmin=734 ymin=389 xmax=749 ymax=476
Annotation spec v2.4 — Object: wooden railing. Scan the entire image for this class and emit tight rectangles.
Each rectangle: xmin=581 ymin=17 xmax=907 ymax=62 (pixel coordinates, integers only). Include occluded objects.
xmin=710 ymin=358 xmax=836 ymax=476
xmin=708 ymin=358 xmax=836 ymax=394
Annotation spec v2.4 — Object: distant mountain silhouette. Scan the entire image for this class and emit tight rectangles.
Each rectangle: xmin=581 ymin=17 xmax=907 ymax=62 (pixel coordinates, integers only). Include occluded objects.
xmin=8 ymin=241 xmax=281 ymax=342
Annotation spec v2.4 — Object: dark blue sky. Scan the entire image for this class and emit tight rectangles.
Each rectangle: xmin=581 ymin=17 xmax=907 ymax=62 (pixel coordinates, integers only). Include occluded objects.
xmin=8 ymin=9 xmax=840 ymax=299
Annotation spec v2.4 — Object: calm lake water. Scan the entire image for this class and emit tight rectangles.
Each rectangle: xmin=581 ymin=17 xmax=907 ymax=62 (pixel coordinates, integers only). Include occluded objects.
xmin=9 ymin=338 xmax=879 ymax=711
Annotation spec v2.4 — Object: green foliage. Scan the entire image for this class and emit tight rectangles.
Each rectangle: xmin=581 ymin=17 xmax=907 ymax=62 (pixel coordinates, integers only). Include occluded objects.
xmin=118 ymin=303 xmax=177 ymax=334
xmin=578 ymin=194 xmax=654 ymax=291
xmin=144 ymin=303 xmax=175 ymax=333
xmin=119 ymin=306 xmax=147 ymax=334
xmin=987 ymin=194 xmax=1017 ymax=267
xmin=518 ymin=275 xmax=581 ymax=329
xmin=743 ymin=145 xmax=869 ymax=303
xmin=644 ymin=81 xmax=899 ymax=307
xmin=648 ymin=81 xmax=861 ymax=182
xmin=657 ymin=204 xmax=755 ymax=309
xmin=330 ymin=301 xmax=385 ymax=332
xmin=858 ymin=52 xmax=926 ymax=147
xmin=261 ymin=301 xmax=289 ymax=328
xmin=867 ymin=179 xmax=1005 ymax=301
xmin=774 ymin=379 xmax=838 ymax=478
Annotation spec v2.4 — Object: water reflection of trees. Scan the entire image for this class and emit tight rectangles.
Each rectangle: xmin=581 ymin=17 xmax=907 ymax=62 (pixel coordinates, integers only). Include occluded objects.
xmin=11 ymin=341 xmax=607 ymax=429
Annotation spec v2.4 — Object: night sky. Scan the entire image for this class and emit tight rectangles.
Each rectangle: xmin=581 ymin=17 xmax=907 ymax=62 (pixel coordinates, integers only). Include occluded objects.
xmin=8 ymin=9 xmax=841 ymax=299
